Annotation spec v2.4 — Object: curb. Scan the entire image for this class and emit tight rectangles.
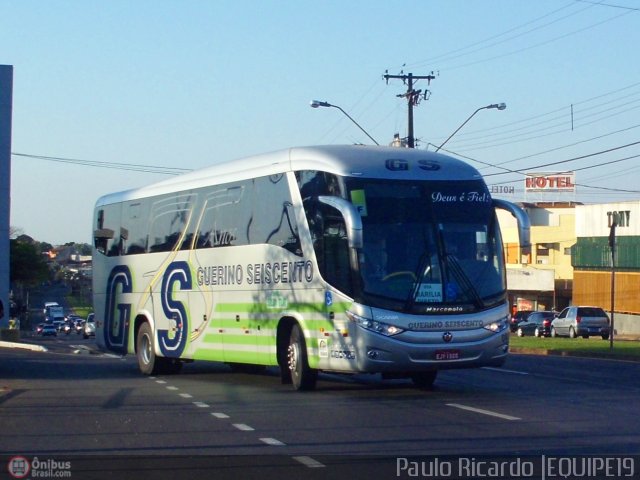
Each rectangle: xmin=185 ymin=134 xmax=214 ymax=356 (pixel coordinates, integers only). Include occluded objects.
xmin=510 ymin=347 xmax=640 ymax=362
xmin=0 ymin=340 xmax=48 ymax=352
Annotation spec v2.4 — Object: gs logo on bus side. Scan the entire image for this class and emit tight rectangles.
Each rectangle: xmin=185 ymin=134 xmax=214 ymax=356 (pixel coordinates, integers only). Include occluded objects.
xmin=104 ymin=261 xmax=192 ymax=358
xmin=158 ymin=261 xmax=192 ymax=358
xmin=104 ymin=265 xmax=133 ymax=355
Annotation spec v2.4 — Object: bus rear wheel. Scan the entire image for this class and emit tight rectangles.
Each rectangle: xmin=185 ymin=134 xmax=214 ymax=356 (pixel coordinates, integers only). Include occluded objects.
xmin=137 ymin=322 xmax=157 ymax=375
xmin=136 ymin=322 xmax=183 ymax=375
xmin=287 ymin=324 xmax=317 ymax=391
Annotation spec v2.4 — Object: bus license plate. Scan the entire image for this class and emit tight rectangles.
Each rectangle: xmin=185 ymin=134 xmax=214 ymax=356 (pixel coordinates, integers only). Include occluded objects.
xmin=435 ymin=349 xmax=460 ymax=360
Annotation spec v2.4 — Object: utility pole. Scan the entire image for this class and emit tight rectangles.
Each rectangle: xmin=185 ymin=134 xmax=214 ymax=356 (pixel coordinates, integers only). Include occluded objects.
xmin=383 ymin=71 xmax=436 ymax=148
xmin=609 ymin=221 xmax=617 ymax=350
xmin=0 ymin=65 xmax=13 ymax=330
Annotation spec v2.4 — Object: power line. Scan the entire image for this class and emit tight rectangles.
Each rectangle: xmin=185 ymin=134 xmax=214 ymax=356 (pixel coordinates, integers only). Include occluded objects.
xmin=429 ymin=80 xmax=640 ymax=144
xmin=444 ymin=92 xmax=640 ymax=151
xmin=437 ymin=9 xmax=635 ymax=72
xmin=469 ymin=122 xmax=640 ymax=173
xmin=408 ymin=2 xmax=587 ymax=69
xmin=484 ymin=140 xmax=640 ymax=177
xmin=440 ymin=141 xmax=640 ymax=194
xmin=12 ymin=152 xmax=191 ymax=175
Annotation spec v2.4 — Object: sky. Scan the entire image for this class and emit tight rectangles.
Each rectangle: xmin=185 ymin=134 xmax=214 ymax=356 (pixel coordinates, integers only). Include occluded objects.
xmin=1 ymin=0 xmax=639 ymax=245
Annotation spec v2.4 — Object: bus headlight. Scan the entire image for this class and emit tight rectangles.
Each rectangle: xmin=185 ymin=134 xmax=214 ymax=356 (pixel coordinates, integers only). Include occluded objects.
xmin=347 ymin=311 xmax=404 ymax=337
xmin=484 ymin=317 xmax=509 ymax=333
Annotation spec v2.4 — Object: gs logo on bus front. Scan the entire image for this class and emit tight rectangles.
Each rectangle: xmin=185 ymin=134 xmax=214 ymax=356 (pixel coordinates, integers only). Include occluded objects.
xmin=385 ymin=158 xmax=441 ymax=172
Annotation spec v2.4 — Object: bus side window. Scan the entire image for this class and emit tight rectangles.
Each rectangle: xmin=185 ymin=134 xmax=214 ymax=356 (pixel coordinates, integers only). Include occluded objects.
xmin=94 ymin=205 xmax=121 ymax=256
xmin=148 ymin=194 xmax=195 ymax=252
xmin=123 ymin=201 xmax=149 ymax=255
xmin=254 ymin=176 xmax=303 ymax=256
xmin=195 ymin=186 xmax=245 ymax=249
xmin=307 ymin=202 xmax=352 ymax=296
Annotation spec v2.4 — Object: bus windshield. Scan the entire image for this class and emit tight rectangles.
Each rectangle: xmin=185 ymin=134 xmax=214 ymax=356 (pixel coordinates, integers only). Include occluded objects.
xmin=346 ymin=178 xmax=506 ymax=314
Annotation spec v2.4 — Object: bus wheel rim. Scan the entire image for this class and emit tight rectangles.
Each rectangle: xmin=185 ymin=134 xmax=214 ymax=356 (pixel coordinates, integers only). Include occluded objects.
xmin=287 ymin=343 xmax=299 ymax=373
xmin=141 ymin=334 xmax=152 ymax=365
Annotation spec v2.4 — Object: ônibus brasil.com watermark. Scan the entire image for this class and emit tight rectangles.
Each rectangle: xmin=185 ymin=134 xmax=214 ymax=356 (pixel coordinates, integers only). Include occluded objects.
xmin=396 ymin=456 xmax=636 ymax=479
xmin=7 ymin=456 xmax=72 ymax=479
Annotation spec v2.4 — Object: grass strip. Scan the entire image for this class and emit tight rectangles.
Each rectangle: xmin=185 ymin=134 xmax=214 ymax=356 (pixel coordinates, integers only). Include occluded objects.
xmin=510 ymin=335 xmax=640 ymax=361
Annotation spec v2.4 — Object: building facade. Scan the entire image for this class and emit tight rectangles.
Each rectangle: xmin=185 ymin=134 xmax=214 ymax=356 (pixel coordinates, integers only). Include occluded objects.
xmin=497 ymin=202 xmax=578 ymax=313
xmin=573 ymin=201 xmax=640 ymax=335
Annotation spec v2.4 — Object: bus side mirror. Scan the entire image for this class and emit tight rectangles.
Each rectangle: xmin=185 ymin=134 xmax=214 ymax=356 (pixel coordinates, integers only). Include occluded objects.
xmin=493 ymin=199 xmax=531 ymax=262
xmin=93 ymin=228 xmax=115 ymax=254
xmin=94 ymin=228 xmax=114 ymax=240
xmin=317 ymin=196 xmax=363 ymax=249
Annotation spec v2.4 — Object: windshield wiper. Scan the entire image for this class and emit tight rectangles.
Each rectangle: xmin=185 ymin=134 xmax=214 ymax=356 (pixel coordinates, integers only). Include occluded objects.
xmin=403 ymin=250 xmax=435 ymax=312
xmin=445 ymin=254 xmax=485 ymax=309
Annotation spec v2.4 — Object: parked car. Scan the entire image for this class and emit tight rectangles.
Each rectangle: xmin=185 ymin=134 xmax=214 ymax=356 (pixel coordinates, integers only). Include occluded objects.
xmin=551 ymin=306 xmax=610 ymax=339
xmin=41 ymin=323 xmax=57 ymax=336
xmin=509 ymin=311 xmax=532 ymax=333
xmin=515 ymin=311 xmax=556 ymax=337
xmin=83 ymin=313 xmax=95 ymax=339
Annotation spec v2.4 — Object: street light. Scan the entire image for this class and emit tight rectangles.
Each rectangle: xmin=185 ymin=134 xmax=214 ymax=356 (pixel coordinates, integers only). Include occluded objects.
xmin=310 ymin=100 xmax=379 ymax=145
xmin=435 ymin=103 xmax=506 ymax=152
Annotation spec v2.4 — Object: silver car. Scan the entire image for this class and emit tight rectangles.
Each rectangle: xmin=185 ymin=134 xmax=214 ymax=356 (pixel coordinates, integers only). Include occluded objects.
xmin=551 ymin=306 xmax=610 ymax=340
xmin=83 ymin=313 xmax=96 ymax=339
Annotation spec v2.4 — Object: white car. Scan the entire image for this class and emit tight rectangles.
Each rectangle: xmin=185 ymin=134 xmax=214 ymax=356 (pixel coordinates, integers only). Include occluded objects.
xmin=83 ymin=313 xmax=96 ymax=339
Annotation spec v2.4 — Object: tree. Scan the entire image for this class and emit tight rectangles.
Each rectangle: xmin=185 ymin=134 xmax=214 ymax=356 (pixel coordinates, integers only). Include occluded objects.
xmin=10 ymin=239 xmax=50 ymax=286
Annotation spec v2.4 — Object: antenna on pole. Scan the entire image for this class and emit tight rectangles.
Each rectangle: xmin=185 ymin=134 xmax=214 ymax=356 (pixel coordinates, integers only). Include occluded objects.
xmin=383 ymin=70 xmax=436 ymax=148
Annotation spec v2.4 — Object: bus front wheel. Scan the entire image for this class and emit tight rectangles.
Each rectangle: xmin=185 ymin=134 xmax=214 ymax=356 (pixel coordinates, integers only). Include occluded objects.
xmin=287 ymin=324 xmax=317 ymax=391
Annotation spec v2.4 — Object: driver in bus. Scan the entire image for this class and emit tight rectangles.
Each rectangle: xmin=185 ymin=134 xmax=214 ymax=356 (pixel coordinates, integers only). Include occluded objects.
xmin=361 ymin=237 xmax=388 ymax=282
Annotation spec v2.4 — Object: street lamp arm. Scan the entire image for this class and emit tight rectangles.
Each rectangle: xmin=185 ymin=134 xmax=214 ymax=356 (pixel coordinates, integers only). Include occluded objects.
xmin=310 ymin=100 xmax=379 ymax=145
xmin=435 ymin=107 xmax=483 ymax=152
xmin=435 ymin=102 xmax=506 ymax=152
xmin=332 ymin=104 xmax=380 ymax=146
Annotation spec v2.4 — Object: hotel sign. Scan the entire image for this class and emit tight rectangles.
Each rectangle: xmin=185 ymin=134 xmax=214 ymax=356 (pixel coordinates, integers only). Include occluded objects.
xmin=525 ymin=172 xmax=575 ymax=192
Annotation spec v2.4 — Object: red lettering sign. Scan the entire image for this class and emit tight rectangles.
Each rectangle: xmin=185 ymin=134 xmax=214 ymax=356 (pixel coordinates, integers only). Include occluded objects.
xmin=524 ymin=172 xmax=575 ymax=192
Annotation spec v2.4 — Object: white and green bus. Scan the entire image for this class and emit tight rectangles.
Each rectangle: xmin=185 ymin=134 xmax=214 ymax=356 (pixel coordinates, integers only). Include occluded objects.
xmin=93 ymin=145 xmax=530 ymax=390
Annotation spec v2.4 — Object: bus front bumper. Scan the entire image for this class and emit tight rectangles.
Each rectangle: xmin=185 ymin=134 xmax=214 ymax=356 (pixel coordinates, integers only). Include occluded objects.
xmin=348 ymin=325 xmax=510 ymax=373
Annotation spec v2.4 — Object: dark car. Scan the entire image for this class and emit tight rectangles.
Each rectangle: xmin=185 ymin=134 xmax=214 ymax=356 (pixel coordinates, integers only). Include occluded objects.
xmin=509 ymin=311 xmax=532 ymax=332
xmin=515 ymin=311 xmax=556 ymax=337
xmin=41 ymin=323 xmax=57 ymax=336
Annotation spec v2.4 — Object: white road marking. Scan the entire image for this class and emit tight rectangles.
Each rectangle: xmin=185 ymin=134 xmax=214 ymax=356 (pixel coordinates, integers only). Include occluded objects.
xmin=232 ymin=423 xmax=254 ymax=431
xmin=179 ymin=393 xmax=193 ymax=399
xmin=101 ymin=353 xmax=124 ymax=359
xmin=260 ymin=438 xmax=285 ymax=446
xmin=211 ymin=412 xmax=229 ymax=419
xmin=446 ymin=403 xmax=521 ymax=421
xmin=293 ymin=456 xmax=325 ymax=468
xmin=166 ymin=386 xmax=178 ymax=391
xmin=155 ymin=380 xmax=167 ymax=384
xmin=482 ymin=367 xmax=529 ymax=375
xmin=193 ymin=401 xmax=209 ymax=408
